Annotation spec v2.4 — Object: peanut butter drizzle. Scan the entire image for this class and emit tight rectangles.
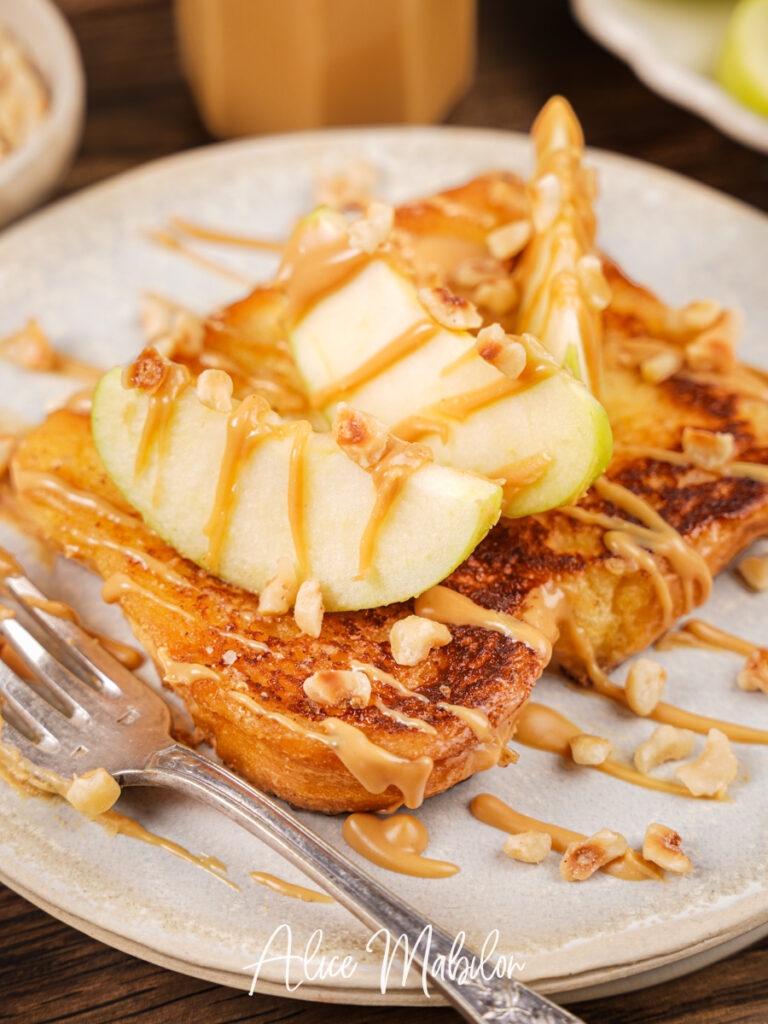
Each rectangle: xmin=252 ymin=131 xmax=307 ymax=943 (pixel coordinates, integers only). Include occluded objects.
xmin=23 ymin=596 xmax=144 ymax=670
xmin=415 ymin=585 xmax=552 ymax=661
xmin=0 ymin=717 xmax=238 ymax=888
xmin=102 ymin=572 xmax=197 ymax=623
xmin=516 ymin=702 xmax=705 ymax=799
xmin=358 ymin=441 xmax=432 ymax=577
xmin=393 ymin=365 xmax=555 ymax=443
xmin=392 ymin=414 xmax=452 ymax=444
xmin=170 ymin=217 xmax=285 ymax=252
xmin=615 ymin=443 xmax=768 ymax=485
xmin=147 ymin=229 xmax=253 ymax=285
xmin=287 ymin=421 xmax=311 ymax=577
xmin=470 ymin=793 xmax=662 ymax=881
xmin=133 ymin=362 xmax=191 ymax=482
xmin=311 ymin=320 xmax=439 ymax=409
xmin=373 ymin=698 xmax=437 ymax=734
xmin=343 ymin=812 xmax=459 ymax=878
xmin=12 ymin=469 xmax=141 ymax=531
xmin=249 ymin=871 xmax=333 ymax=903
xmin=491 ymin=451 xmax=554 ymax=507
xmin=229 ymin=690 xmax=433 ymax=809
xmin=657 ymin=619 xmax=759 ymax=658
xmin=277 ymin=223 xmax=369 ymax=321
xmin=203 ymin=395 xmax=304 ymax=572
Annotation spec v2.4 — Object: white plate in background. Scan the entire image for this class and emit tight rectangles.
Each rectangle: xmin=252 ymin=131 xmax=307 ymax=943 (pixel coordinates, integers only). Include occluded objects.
xmin=572 ymin=0 xmax=768 ymax=153
xmin=0 ymin=127 xmax=768 ymax=1005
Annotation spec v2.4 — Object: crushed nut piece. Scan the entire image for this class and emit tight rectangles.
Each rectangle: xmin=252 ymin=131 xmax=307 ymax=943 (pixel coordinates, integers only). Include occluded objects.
xmin=475 ymin=324 xmax=527 ymax=380
xmin=294 ymin=579 xmax=325 ymax=638
xmin=349 ymin=200 xmax=394 ymax=253
xmin=65 ymin=768 xmax=121 ymax=817
xmin=473 ymin=277 xmax=518 ymax=315
xmin=625 ymin=658 xmax=666 ymax=716
xmin=315 ymin=158 xmax=377 ymax=211
xmin=684 ymin=311 xmax=739 ymax=373
xmin=502 ymin=831 xmax=552 ymax=864
xmin=634 ymin=724 xmax=696 ymax=774
xmin=737 ymin=649 xmax=768 ymax=694
xmin=122 ymin=347 xmax=168 ymax=391
xmin=559 ymin=829 xmax=628 ymax=882
xmin=0 ymin=319 xmax=55 ymax=371
xmin=221 ymin=649 xmax=237 ymax=666
xmin=451 ymin=256 xmax=505 ymax=289
xmin=682 ymin=427 xmax=735 ymax=470
xmin=418 ymin=286 xmax=482 ymax=331
xmin=642 ymin=823 xmax=692 ymax=874
xmin=675 ymin=728 xmax=738 ymax=797
xmin=737 ymin=555 xmax=768 ymax=592
xmin=303 ymin=669 xmax=371 ymax=708
xmin=576 ymin=255 xmax=611 ymax=311
xmin=530 ymin=173 xmax=562 ymax=231
xmin=486 ymin=219 xmax=531 ymax=261
xmin=333 ymin=403 xmax=390 ymax=470
xmin=196 ymin=369 xmax=234 ymax=412
xmin=640 ymin=350 xmax=683 ymax=384
xmin=257 ymin=557 xmax=298 ymax=616
xmin=680 ymin=300 xmax=722 ymax=332
xmin=389 ymin=615 xmax=452 ymax=666
xmin=570 ymin=734 xmax=613 ymax=766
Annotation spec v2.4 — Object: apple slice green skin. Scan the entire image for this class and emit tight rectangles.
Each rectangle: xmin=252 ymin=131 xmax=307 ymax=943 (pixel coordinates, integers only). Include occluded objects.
xmin=288 ymin=252 xmax=613 ymax=517
xmin=91 ymin=368 xmax=502 ymax=612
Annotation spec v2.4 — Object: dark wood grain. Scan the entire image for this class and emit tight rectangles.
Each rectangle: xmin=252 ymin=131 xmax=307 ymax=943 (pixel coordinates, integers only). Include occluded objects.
xmin=2 ymin=1 xmax=768 ymax=1021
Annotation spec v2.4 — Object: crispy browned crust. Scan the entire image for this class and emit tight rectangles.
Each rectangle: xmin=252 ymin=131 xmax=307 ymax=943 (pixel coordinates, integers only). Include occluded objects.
xmin=9 ymin=409 xmax=542 ymax=813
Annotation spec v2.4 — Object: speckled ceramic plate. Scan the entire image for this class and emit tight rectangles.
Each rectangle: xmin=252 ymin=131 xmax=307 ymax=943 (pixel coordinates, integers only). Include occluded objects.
xmin=1 ymin=128 xmax=768 ymax=1006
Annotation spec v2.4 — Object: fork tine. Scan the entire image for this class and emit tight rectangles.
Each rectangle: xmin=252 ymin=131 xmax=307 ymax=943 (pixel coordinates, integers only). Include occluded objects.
xmin=0 ymin=661 xmax=61 ymax=753
xmin=1 ymin=617 xmax=105 ymax=725
xmin=0 ymin=716 xmax=65 ymax=774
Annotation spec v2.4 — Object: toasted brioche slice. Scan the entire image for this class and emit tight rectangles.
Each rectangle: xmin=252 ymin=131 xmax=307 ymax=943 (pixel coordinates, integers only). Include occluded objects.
xmin=9 ymin=409 xmax=544 ymax=813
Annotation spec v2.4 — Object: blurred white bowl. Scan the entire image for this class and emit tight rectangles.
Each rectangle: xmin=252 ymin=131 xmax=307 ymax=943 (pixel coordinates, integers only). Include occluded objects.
xmin=0 ymin=0 xmax=84 ymax=227
xmin=572 ymin=0 xmax=768 ymax=154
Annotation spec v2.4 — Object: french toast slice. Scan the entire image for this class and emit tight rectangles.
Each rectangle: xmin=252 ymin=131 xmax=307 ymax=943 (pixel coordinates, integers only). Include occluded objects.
xmin=9 ymin=408 xmax=545 ymax=813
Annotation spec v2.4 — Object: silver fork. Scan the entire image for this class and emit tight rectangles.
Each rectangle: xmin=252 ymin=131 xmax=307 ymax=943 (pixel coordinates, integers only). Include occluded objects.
xmin=0 ymin=562 xmax=584 ymax=1024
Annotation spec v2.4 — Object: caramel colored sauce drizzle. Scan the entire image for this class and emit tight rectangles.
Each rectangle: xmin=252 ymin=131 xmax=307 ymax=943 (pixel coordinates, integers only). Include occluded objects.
xmin=343 ymin=812 xmax=459 ymax=878
xmin=102 ymin=572 xmax=197 ymax=623
xmin=202 ymin=395 xmax=300 ymax=572
xmin=470 ymin=793 xmax=662 ymax=882
xmin=490 ymin=451 xmax=553 ymax=507
xmin=415 ymin=584 xmax=552 ymax=661
xmin=249 ymin=871 xmax=333 ymax=903
xmin=170 ymin=217 xmax=285 ymax=252
xmin=358 ymin=442 xmax=432 ymax=577
xmin=287 ymin=421 xmax=312 ymax=577
xmin=277 ymin=224 xmax=369 ymax=321
xmin=372 ymin=698 xmax=437 ymax=734
xmin=133 ymin=363 xmax=191 ymax=482
xmin=12 ymin=469 xmax=142 ymax=531
xmin=230 ymin=690 xmax=433 ymax=809
xmin=615 ymin=443 xmax=768 ymax=485
xmin=657 ymin=619 xmax=759 ymax=658
xmin=516 ymin=702 xmax=706 ymax=799
xmin=311 ymin=320 xmax=438 ymax=409
xmin=148 ymin=229 xmax=253 ymax=285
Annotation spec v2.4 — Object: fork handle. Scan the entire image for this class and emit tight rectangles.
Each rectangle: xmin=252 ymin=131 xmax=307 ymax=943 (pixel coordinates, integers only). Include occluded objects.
xmin=122 ymin=743 xmax=582 ymax=1023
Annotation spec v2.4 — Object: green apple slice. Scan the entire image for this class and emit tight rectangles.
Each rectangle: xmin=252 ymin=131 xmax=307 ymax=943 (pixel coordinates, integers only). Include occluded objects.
xmin=718 ymin=0 xmax=768 ymax=118
xmin=91 ymin=366 xmax=502 ymax=612
xmin=285 ymin=217 xmax=612 ymax=517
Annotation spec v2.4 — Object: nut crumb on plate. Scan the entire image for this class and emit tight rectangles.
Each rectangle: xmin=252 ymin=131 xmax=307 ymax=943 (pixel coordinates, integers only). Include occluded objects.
xmin=503 ymin=831 xmax=552 ymax=864
xmin=643 ymin=823 xmax=692 ymax=874
xmin=569 ymin=734 xmax=613 ymax=766
xmin=625 ymin=658 xmax=666 ymax=716
xmin=559 ymin=829 xmax=627 ymax=882
xmin=634 ymin=724 xmax=696 ymax=774
xmin=675 ymin=728 xmax=738 ymax=798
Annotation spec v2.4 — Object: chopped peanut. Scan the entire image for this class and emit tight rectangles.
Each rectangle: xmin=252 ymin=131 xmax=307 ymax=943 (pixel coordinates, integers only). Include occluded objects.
xmin=737 ymin=649 xmax=768 ymax=694
xmin=684 ymin=310 xmax=739 ymax=372
xmin=640 ymin=350 xmax=683 ymax=384
xmin=349 ymin=201 xmax=394 ymax=254
xmin=570 ymin=734 xmax=613 ymax=766
xmin=634 ymin=724 xmax=696 ymax=774
xmin=679 ymin=300 xmax=722 ymax=333
xmin=737 ymin=555 xmax=768 ymax=592
xmin=257 ymin=557 xmax=298 ymax=616
xmin=530 ymin=173 xmax=562 ymax=231
xmin=451 ymin=256 xmax=505 ymax=289
xmin=333 ymin=403 xmax=390 ymax=470
xmin=473 ymin=277 xmax=518 ymax=316
xmin=303 ymin=669 xmax=371 ymax=708
xmin=418 ymin=286 xmax=482 ymax=331
xmin=681 ymin=427 xmax=735 ymax=471
xmin=675 ymin=728 xmax=738 ymax=797
xmin=196 ymin=369 xmax=234 ymax=412
xmin=294 ymin=579 xmax=325 ymax=638
xmin=65 ymin=768 xmax=121 ymax=817
xmin=625 ymin=658 xmax=666 ymax=716
xmin=0 ymin=319 xmax=55 ymax=371
xmin=502 ymin=831 xmax=552 ymax=864
xmin=486 ymin=219 xmax=531 ymax=261
xmin=559 ymin=829 xmax=627 ymax=882
xmin=390 ymin=615 xmax=452 ymax=666
xmin=576 ymin=255 xmax=611 ymax=311
xmin=642 ymin=823 xmax=692 ymax=874
xmin=475 ymin=324 xmax=527 ymax=380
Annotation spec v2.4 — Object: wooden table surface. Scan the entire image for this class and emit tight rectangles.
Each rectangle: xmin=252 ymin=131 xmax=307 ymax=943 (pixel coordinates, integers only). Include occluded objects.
xmin=2 ymin=2 xmax=768 ymax=1022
